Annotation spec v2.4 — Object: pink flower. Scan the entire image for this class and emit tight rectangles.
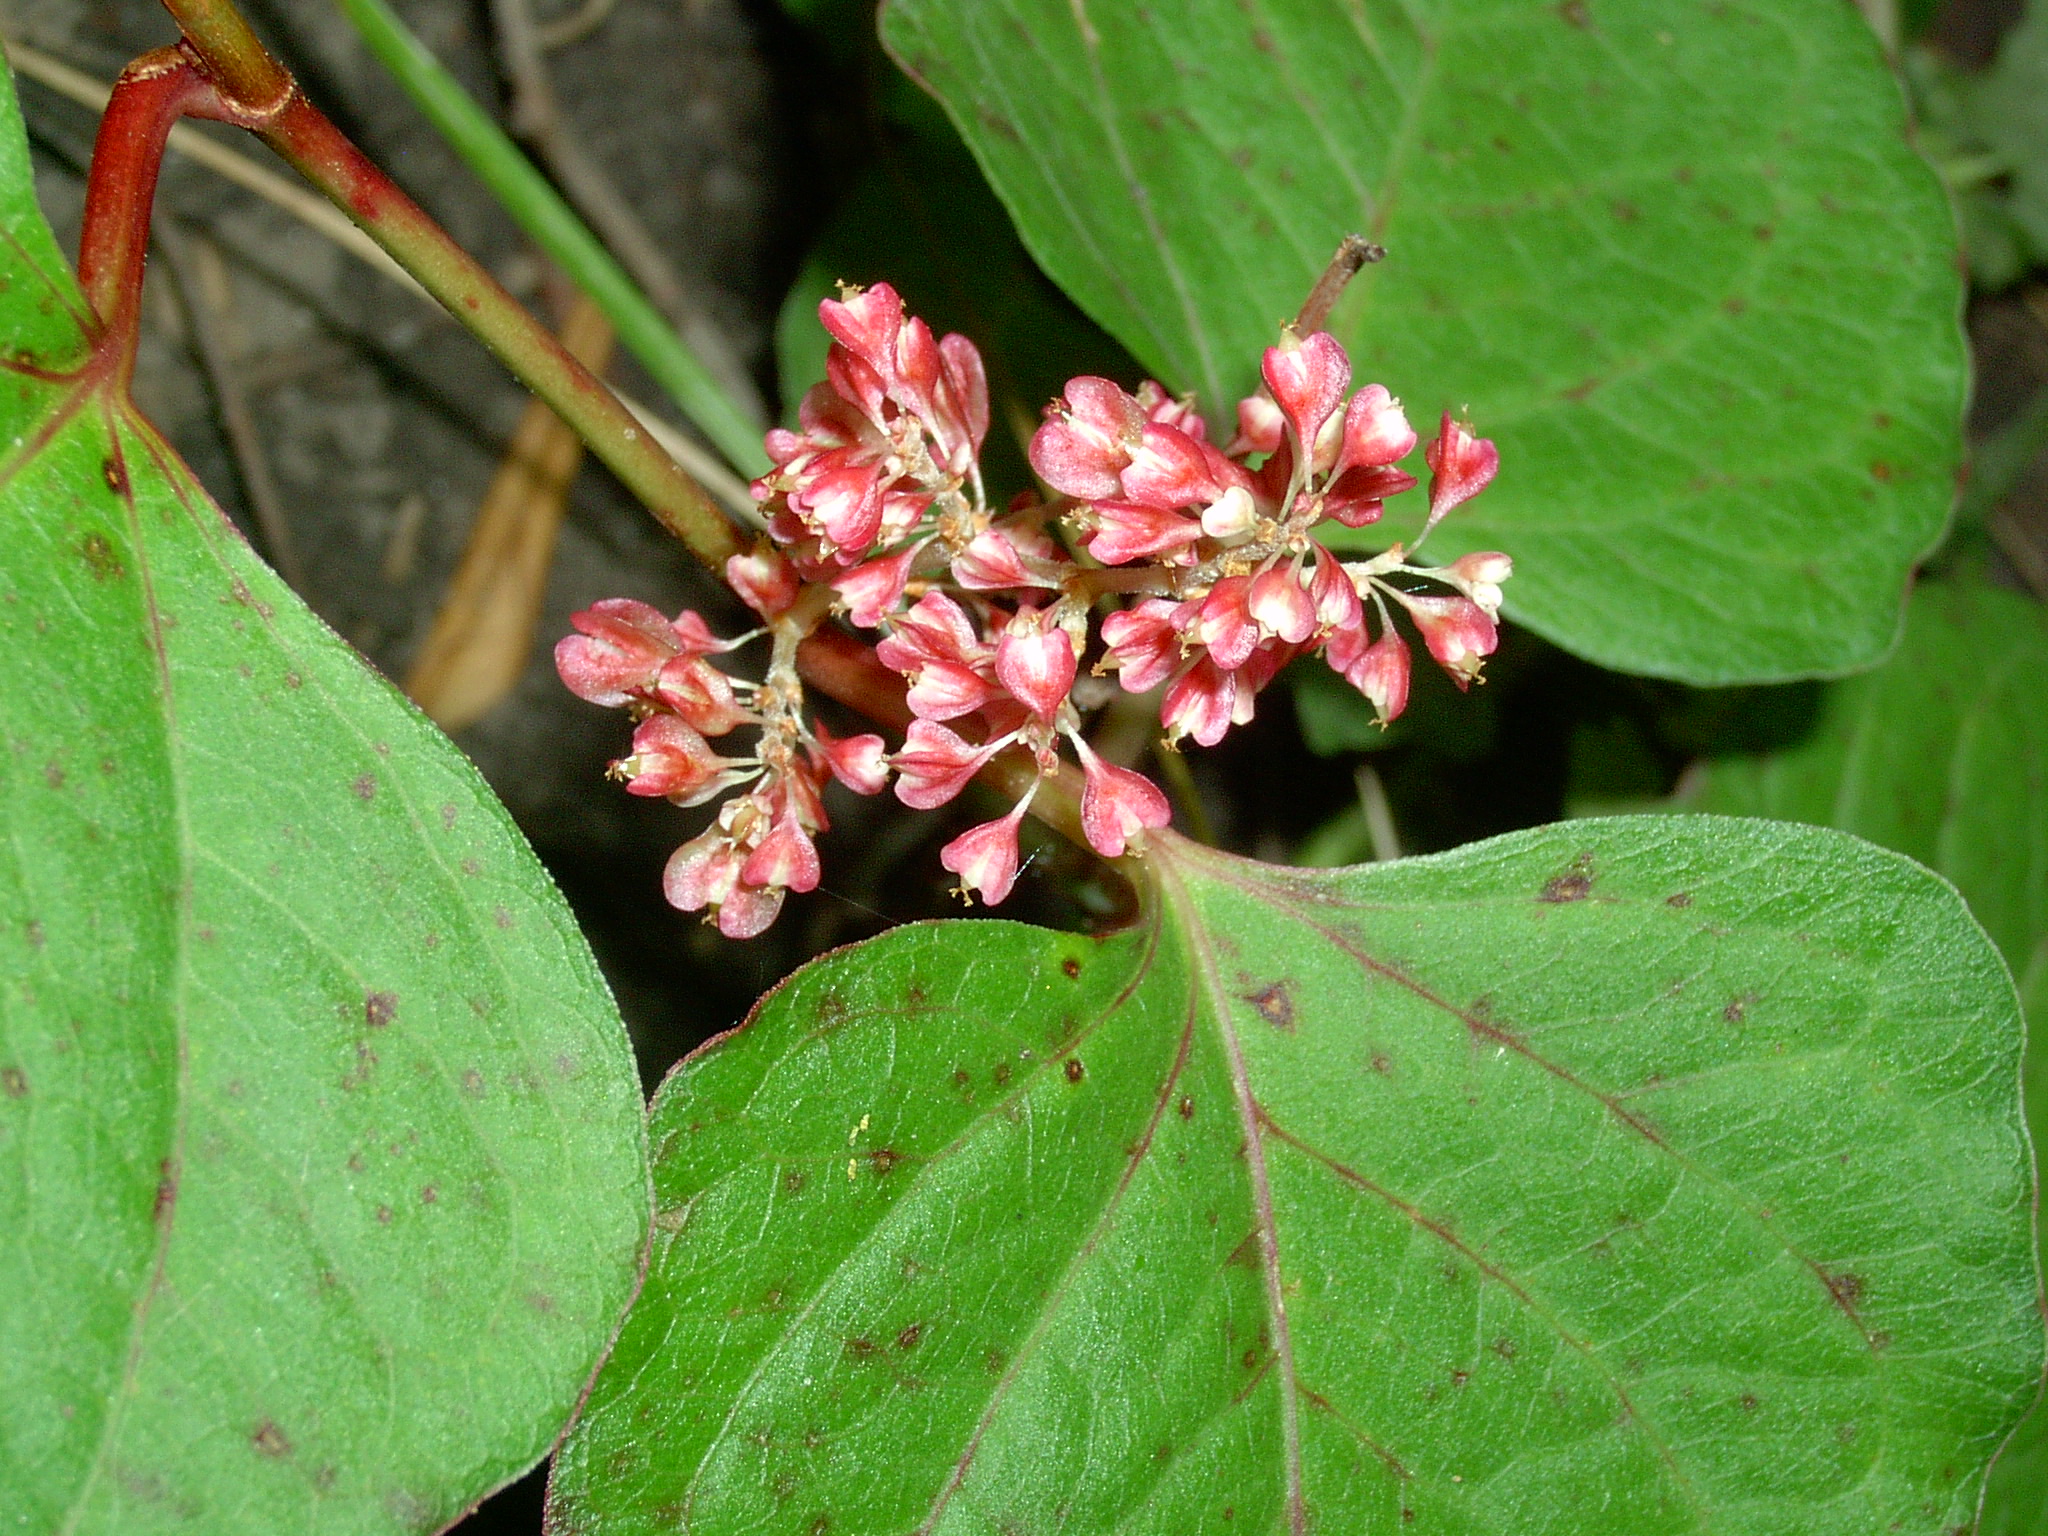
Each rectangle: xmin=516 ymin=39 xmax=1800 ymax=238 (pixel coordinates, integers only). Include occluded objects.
xmin=1100 ymin=599 xmax=1186 ymax=693
xmin=1326 ymin=622 xmax=1411 ymax=724
xmin=1162 ymin=658 xmax=1235 ymax=747
xmin=1030 ymin=376 xmax=1147 ymax=499
xmin=1084 ymin=500 xmax=1204 ymax=566
xmin=892 ymin=720 xmax=1004 ymax=809
xmin=1248 ymin=562 xmax=1317 ymax=645
xmin=740 ymin=813 xmax=821 ymax=894
xmin=1321 ymin=463 xmax=1417 ymax=529
xmin=1072 ymin=738 xmax=1171 ymax=857
xmin=952 ymin=521 xmax=1067 ymax=591
xmin=1422 ymin=413 xmax=1500 ymax=532
xmin=1262 ymin=331 xmax=1351 ymax=463
xmin=555 ymin=599 xmax=699 ymax=706
xmin=1333 ymin=385 xmax=1416 ymax=476
xmin=1119 ymin=423 xmax=1231 ymax=510
xmin=1395 ymin=591 xmax=1498 ymax=687
xmin=1445 ymin=550 xmax=1513 ymax=620
xmin=726 ymin=545 xmax=800 ymax=619
xmin=664 ymin=829 xmax=745 ymax=913
xmin=995 ymin=612 xmax=1078 ymax=721
xmin=940 ymin=797 xmax=1034 ymax=905
xmin=1135 ymin=380 xmax=1206 ymax=438
xmin=1307 ymin=546 xmax=1363 ymax=632
xmin=652 ymin=655 xmax=749 ymax=736
xmin=811 ymin=721 xmax=890 ymax=795
xmin=1226 ymin=391 xmax=1285 ymax=458
xmin=833 ymin=547 xmax=920 ymax=628
xmin=614 ymin=715 xmax=747 ymax=804
xmin=1192 ymin=577 xmax=1261 ymax=670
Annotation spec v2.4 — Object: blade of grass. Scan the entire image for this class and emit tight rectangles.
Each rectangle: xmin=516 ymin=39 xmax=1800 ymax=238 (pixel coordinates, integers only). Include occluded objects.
xmin=331 ymin=0 xmax=769 ymax=476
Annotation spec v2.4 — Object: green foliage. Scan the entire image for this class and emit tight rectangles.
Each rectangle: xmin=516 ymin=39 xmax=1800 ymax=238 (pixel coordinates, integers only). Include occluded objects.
xmin=0 ymin=65 xmax=648 ymax=1533
xmin=879 ymin=0 xmax=1967 ymax=684
xmin=1682 ymin=571 xmax=2048 ymax=1530
xmin=551 ymin=819 xmax=2036 ymax=1533
xmin=1908 ymin=5 xmax=2048 ymax=290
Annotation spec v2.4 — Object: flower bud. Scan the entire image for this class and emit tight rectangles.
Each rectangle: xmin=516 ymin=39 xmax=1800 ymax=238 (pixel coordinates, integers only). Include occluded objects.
xmin=995 ymin=612 xmax=1078 ymax=721
xmin=1073 ymin=740 xmax=1172 ymax=857
xmin=1199 ymin=484 xmax=1258 ymax=540
xmin=1422 ymin=413 xmax=1500 ymax=532
xmin=1248 ymin=563 xmax=1317 ymax=645
xmin=940 ymin=797 xmax=1033 ymax=905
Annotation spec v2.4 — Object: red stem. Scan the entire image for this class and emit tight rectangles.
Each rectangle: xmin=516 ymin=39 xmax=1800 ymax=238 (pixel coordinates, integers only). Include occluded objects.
xmin=76 ymin=50 xmax=221 ymax=375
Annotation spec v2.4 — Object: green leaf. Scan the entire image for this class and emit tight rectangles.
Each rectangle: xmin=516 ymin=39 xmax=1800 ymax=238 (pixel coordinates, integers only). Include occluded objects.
xmin=877 ymin=0 xmax=1968 ymax=684
xmin=0 ymin=63 xmax=648 ymax=1533
xmin=1682 ymin=572 xmax=2048 ymax=1530
xmin=550 ymin=817 xmax=2037 ymax=1533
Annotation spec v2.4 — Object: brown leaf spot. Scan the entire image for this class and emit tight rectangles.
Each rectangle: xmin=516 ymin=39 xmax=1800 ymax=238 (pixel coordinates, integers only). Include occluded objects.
xmin=1823 ymin=1269 xmax=1865 ymax=1318
xmin=1610 ymin=198 xmax=1639 ymax=222
xmin=153 ymin=1159 xmax=178 ymax=1224
xmin=1754 ymin=223 xmax=1775 ymax=242
xmin=1562 ymin=376 xmax=1601 ymax=402
xmin=869 ymin=1147 xmax=903 ymax=1176
xmin=364 ymin=991 xmax=397 ymax=1029
xmin=1063 ymin=1057 xmax=1085 ymax=1085
xmin=782 ymin=1168 xmax=806 ymax=1194
xmin=1061 ymin=956 xmax=1082 ymax=979
xmin=2 ymin=1066 xmax=27 ymax=1097
xmin=375 ymin=1205 xmax=393 ymax=1225
xmin=419 ymin=1184 xmax=437 ymax=1205
xmin=352 ymin=774 xmax=377 ymax=802
xmin=895 ymin=1322 xmax=924 ymax=1351
xmin=1739 ymin=1392 xmax=1759 ymax=1412
xmin=493 ymin=906 xmax=514 ymax=930
xmin=79 ymin=531 xmax=124 ymax=581
xmin=526 ymin=1291 xmax=556 ymax=1313
xmin=1722 ymin=991 xmax=1757 ymax=1024
xmin=100 ymin=458 xmax=127 ymax=495
xmin=992 ymin=1062 xmax=1012 ymax=1086
xmin=1665 ymin=891 xmax=1692 ymax=908
xmin=460 ymin=1069 xmax=484 ymax=1097
xmin=1244 ymin=981 xmax=1296 ymax=1031
xmin=1491 ymin=1336 xmax=1516 ymax=1361
xmin=1177 ymin=1096 xmax=1195 ymax=1120
xmin=251 ymin=1421 xmax=291 ymax=1458
xmin=43 ymin=759 xmax=64 ymax=789
xmin=24 ymin=919 xmax=44 ymax=950
xmin=1369 ymin=1051 xmax=1392 ymax=1074
xmin=1870 ymin=460 xmax=1894 ymax=482
xmin=844 ymin=1336 xmax=879 ymax=1364
xmin=1539 ymin=851 xmax=1596 ymax=903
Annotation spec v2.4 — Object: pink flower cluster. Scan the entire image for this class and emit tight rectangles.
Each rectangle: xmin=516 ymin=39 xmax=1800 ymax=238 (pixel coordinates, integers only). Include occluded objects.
xmin=1035 ymin=329 xmax=1505 ymax=743
xmin=555 ymin=595 xmax=886 ymax=937
xmin=559 ymin=282 xmax=1508 ymax=935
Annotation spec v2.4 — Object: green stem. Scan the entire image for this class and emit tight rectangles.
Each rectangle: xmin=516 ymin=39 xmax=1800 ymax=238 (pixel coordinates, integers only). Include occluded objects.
xmin=330 ymin=0 xmax=769 ymax=477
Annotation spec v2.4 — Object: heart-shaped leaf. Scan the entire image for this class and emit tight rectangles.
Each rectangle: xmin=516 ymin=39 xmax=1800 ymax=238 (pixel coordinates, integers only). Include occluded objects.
xmin=549 ymin=817 xmax=2037 ymax=1533
xmin=1683 ymin=571 xmax=2048 ymax=1531
xmin=0 ymin=63 xmax=647 ymax=1533
xmin=877 ymin=0 xmax=1966 ymax=684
